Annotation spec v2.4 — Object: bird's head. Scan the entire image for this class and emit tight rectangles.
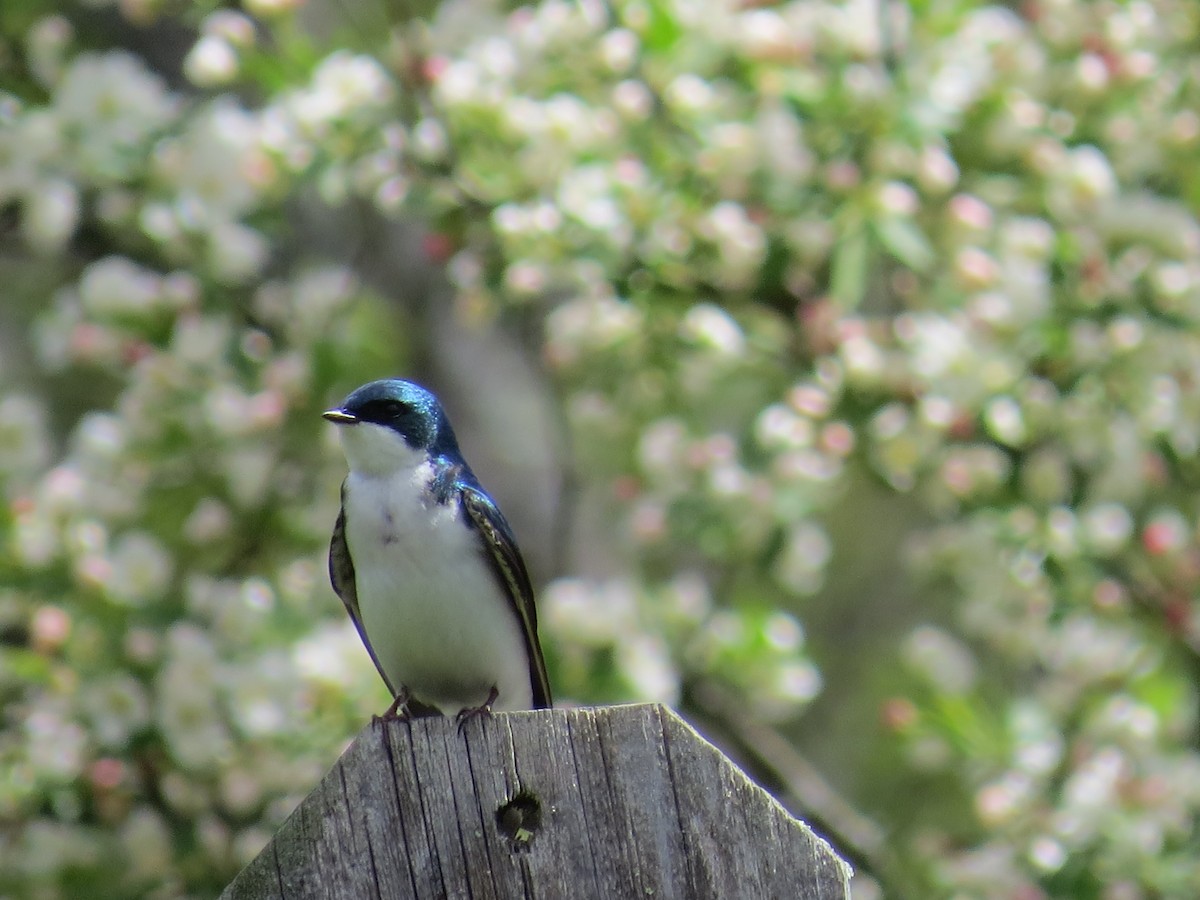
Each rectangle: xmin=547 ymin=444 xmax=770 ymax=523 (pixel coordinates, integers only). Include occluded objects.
xmin=323 ymin=379 xmax=460 ymax=476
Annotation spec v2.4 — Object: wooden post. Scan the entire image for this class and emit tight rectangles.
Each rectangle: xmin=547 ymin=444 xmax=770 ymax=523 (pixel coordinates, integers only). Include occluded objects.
xmin=221 ymin=704 xmax=852 ymax=899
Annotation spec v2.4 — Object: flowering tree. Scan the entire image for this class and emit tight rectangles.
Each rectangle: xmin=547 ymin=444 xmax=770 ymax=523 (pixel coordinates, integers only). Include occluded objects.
xmin=2 ymin=0 xmax=1199 ymax=896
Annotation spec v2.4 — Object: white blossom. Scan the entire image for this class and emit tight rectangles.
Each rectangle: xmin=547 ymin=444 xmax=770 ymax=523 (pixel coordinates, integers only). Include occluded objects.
xmin=184 ymin=36 xmax=239 ymax=87
xmin=55 ymin=52 xmax=177 ymax=181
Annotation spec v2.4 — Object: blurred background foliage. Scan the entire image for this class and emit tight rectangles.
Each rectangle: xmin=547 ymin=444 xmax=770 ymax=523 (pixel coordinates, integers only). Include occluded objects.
xmin=2 ymin=0 xmax=1199 ymax=896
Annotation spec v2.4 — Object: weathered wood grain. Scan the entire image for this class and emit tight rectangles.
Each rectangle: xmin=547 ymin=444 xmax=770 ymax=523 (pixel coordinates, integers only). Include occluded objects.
xmin=222 ymin=704 xmax=851 ymax=899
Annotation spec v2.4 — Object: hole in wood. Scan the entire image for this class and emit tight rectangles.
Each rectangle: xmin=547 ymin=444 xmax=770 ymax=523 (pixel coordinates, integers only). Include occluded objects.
xmin=495 ymin=789 xmax=542 ymax=849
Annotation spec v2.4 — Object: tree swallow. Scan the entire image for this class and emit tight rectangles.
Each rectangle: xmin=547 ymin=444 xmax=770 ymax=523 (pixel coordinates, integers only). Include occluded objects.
xmin=323 ymin=378 xmax=552 ymax=718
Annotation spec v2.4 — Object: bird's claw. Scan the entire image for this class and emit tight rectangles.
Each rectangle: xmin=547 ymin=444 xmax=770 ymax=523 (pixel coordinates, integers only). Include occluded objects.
xmin=373 ymin=687 xmax=414 ymax=725
xmin=373 ymin=688 xmax=444 ymax=724
xmin=456 ymin=685 xmax=500 ymax=735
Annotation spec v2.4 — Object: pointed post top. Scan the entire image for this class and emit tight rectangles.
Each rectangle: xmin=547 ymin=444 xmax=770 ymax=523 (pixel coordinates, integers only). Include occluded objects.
xmin=223 ymin=704 xmax=852 ymax=900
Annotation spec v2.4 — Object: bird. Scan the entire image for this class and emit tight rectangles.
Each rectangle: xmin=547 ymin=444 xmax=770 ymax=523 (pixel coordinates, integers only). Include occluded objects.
xmin=323 ymin=378 xmax=551 ymax=720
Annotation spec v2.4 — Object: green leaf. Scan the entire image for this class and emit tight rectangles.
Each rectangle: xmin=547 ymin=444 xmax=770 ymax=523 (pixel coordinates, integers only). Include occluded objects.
xmin=830 ymin=227 xmax=870 ymax=310
xmin=1 ymin=648 xmax=53 ymax=685
xmin=873 ymin=217 xmax=935 ymax=271
xmin=636 ymin=0 xmax=684 ymax=52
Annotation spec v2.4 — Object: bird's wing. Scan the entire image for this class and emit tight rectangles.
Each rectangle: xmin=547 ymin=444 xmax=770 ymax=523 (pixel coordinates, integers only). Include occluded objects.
xmin=329 ymin=479 xmax=398 ymax=698
xmin=460 ymin=485 xmax=553 ymax=708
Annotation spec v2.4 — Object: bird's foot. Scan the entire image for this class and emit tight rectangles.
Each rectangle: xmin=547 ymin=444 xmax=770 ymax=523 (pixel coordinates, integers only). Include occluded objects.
xmin=373 ymin=688 xmax=444 ymax=725
xmin=456 ymin=685 xmax=499 ymax=735
xmin=372 ymin=688 xmax=411 ymax=726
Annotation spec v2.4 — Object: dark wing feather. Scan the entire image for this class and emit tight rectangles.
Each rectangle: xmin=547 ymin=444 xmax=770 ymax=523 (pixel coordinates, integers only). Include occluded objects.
xmin=329 ymin=480 xmax=398 ymax=698
xmin=460 ymin=486 xmax=553 ymax=708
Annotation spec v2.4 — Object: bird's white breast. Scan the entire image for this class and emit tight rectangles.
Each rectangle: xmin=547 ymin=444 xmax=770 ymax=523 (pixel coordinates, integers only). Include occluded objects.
xmin=339 ymin=430 xmax=532 ymax=712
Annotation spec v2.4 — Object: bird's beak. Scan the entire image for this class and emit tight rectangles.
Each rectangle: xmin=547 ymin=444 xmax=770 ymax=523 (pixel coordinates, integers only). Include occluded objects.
xmin=322 ymin=409 xmax=358 ymax=425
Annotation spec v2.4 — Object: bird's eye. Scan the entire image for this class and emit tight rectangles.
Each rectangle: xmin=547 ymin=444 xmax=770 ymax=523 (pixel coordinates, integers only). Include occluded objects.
xmin=358 ymin=398 xmax=407 ymax=423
